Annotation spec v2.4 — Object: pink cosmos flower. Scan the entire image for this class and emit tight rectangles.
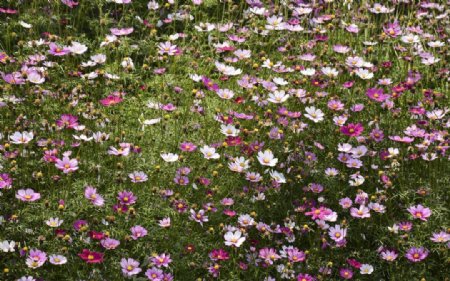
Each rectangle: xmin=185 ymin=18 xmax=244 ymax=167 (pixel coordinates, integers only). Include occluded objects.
xmin=430 ymin=231 xmax=450 ymax=243
xmin=129 ymin=171 xmax=148 ymax=183
xmin=145 ymin=267 xmax=164 ymax=281
xmin=259 ymin=247 xmax=280 ymax=265
xmin=151 ymin=253 xmax=172 ymax=268
xmin=100 ymin=95 xmax=123 ymax=106
xmin=380 ymin=249 xmax=398 ymax=262
xmin=366 ymin=88 xmax=389 ymax=102
xmin=118 ymin=190 xmax=137 ymax=205
xmin=339 ymin=268 xmax=353 ymax=279
xmin=121 ymin=258 xmax=142 ymax=277
xmin=55 ymin=156 xmax=79 ymax=173
xmin=48 ymin=43 xmax=71 ymax=56
xmin=350 ymin=205 xmax=370 ymax=218
xmin=407 ymin=204 xmax=432 ymax=221
xmin=56 ymin=114 xmax=79 ymax=129
xmin=26 ymin=249 xmax=47 ymax=268
xmin=405 ymin=247 xmax=429 ymax=262
xmin=180 ymin=142 xmax=197 ymax=152
xmin=305 ymin=206 xmax=332 ymax=220
xmin=0 ymin=173 xmax=13 ymax=189
xmin=84 ymin=186 xmax=105 ymax=206
xmin=130 ymin=225 xmax=147 ymax=240
xmin=101 ymin=237 xmax=120 ymax=250
xmin=328 ymin=225 xmax=347 ymax=242
xmin=16 ymin=189 xmax=41 ymax=202
xmin=110 ymin=27 xmax=134 ymax=36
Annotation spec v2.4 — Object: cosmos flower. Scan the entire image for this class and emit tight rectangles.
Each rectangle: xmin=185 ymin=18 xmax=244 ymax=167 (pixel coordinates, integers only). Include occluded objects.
xmin=78 ymin=249 xmax=104 ymax=263
xmin=55 ymin=156 xmax=79 ymax=173
xmin=224 ymin=230 xmax=245 ymax=247
xmin=16 ymin=189 xmax=41 ymax=202
xmin=257 ymin=150 xmax=278 ymax=167
xmin=407 ymin=204 xmax=432 ymax=221
xmin=405 ymin=247 xmax=429 ymax=262
xmin=10 ymin=131 xmax=34 ymax=144
xmin=120 ymin=258 xmax=142 ymax=277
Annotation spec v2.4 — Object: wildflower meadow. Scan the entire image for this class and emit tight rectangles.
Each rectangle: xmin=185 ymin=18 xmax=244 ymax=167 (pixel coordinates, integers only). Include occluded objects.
xmin=0 ymin=0 xmax=449 ymax=280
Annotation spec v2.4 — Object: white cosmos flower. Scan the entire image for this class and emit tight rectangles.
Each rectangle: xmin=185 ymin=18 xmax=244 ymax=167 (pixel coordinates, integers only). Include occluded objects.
xmin=69 ymin=42 xmax=88 ymax=55
xmin=143 ymin=118 xmax=161 ymax=125
xmin=160 ymin=153 xmax=179 ymax=162
xmin=269 ymin=170 xmax=286 ymax=183
xmin=267 ymin=90 xmax=289 ymax=104
xmin=401 ymin=34 xmax=420 ymax=44
xmin=360 ymin=264 xmax=374 ymax=274
xmin=91 ymin=54 xmax=107 ymax=64
xmin=224 ymin=230 xmax=245 ymax=247
xmin=10 ymin=131 xmax=34 ymax=144
xmin=216 ymin=89 xmax=235 ymax=100
xmin=19 ymin=21 xmax=32 ymax=28
xmin=305 ymin=107 xmax=325 ymax=123
xmin=27 ymin=72 xmax=45 ymax=84
xmin=46 ymin=217 xmax=64 ymax=227
xmin=200 ymin=145 xmax=220 ymax=159
xmin=300 ymin=68 xmax=316 ymax=76
xmin=220 ymin=124 xmax=240 ymax=137
xmin=273 ymin=77 xmax=288 ymax=85
xmin=0 ymin=240 xmax=15 ymax=252
xmin=257 ymin=150 xmax=278 ymax=167
xmin=321 ymin=67 xmax=339 ymax=78
xmin=355 ymin=68 xmax=374 ymax=80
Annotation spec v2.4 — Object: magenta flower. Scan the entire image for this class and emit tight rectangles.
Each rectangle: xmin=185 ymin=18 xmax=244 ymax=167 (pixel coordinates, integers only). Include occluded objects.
xmin=100 ymin=95 xmax=123 ymax=106
xmin=405 ymin=247 xmax=429 ymax=262
xmin=297 ymin=273 xmax=315 ymax=281
xmin=339 ymin=268 xmax=353 ymax=279
xmin=145 ymin=267 xmax=164 ymax=281
xmin=209 ymin=249 xmax=230 ymax=261
xmin=305 ymin=207 xmax=333 ymax=220
xmin=118 ymin=190 xmax=137 ymax=205
xmin=366 ymin=88 xmax=389 ymax=102
xmin=189 ymin=209 xmax=208 ymax=226
xmin=383 ymin=21 xmax=402 ymax=37
xmin=78 ymin=249 xmax=104 ymax=263
xmin=258 ymin=247 xmax=280 ymax=265
xmin=180 ymin=142 xmax=197 ymax=152
xmin=151 ymin=253 xmax=172 ymax=268
xmin=16 ymin=189 xmax=40 ymax=202
xmin=55 ymin=156 xmax=79 ymax=173
xmin=340 ymin=123 xmax=364 ymax=137
xmin=407 ymin=204 xmax=432 ymax=221
xmin=56 ymin=114 xmax=79 ymax=129
xmin=120 ymin=258 xmax=142 ymax=277
xmin=0 ymin=173 xmax=13 ymax=189
xmin=48 ymin=43 xmax=71 ymax=56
